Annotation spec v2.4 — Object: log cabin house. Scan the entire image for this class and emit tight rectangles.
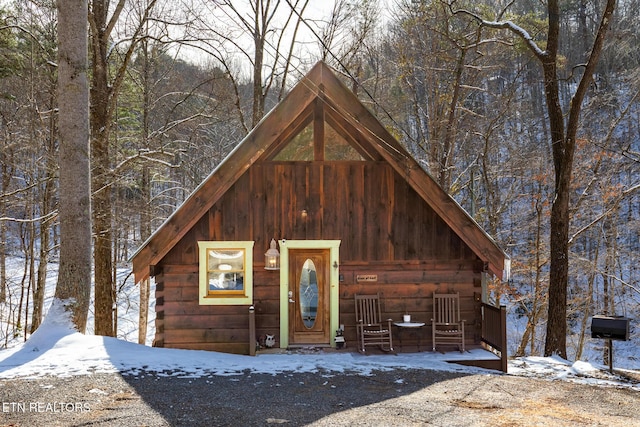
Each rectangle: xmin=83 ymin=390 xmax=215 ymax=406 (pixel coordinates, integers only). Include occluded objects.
xmin=131 ymin=61 xmax=510 ymax=371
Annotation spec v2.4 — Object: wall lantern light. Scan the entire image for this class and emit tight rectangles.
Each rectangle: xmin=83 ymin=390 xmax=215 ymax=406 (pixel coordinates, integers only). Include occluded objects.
xmin=264 ymin=238 xmax=280 ymax=270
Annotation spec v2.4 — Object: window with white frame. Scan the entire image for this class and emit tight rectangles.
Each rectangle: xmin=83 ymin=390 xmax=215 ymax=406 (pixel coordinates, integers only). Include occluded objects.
xmin=198 ymin=241 xmax=254 ymax=305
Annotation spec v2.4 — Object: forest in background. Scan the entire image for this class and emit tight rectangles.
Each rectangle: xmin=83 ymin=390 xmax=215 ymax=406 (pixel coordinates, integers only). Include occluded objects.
xmin=0 ymin=0 xmax=638 ymax=363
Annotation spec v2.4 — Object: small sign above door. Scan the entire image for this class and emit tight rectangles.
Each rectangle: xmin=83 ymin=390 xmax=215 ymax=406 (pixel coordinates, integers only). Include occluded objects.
xmin=356 ymin=274 xmax=378 ymax=282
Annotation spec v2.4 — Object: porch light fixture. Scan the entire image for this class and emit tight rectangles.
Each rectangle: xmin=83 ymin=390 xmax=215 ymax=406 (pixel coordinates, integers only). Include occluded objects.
xmin=264 ymin=239 xmax=280 ymax=270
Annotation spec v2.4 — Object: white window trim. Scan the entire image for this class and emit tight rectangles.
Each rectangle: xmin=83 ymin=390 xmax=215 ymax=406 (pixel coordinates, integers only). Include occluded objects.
xmin=198 ymin=241 xmax=254 ymax=305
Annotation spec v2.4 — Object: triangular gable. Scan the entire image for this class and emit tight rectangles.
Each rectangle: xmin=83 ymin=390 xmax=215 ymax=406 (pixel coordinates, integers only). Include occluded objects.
xmin=302 ymin=64 xmax=509 ymax=279
xmin=132 ymin=61 xmax=509 ymax=283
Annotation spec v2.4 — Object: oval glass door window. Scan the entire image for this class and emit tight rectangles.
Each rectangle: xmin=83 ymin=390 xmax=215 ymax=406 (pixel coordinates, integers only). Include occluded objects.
xmin=299 ymin=259 xmax=318 ymax=329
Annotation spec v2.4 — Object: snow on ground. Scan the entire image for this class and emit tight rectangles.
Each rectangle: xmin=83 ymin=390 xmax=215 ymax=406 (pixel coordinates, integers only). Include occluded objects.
xmin=0 ymin=257 xmax=638 ymax=390
xmin=0 ymin=304 xmax=638 ymax=392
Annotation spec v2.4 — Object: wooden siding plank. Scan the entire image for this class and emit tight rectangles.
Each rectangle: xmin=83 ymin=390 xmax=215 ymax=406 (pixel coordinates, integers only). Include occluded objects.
xmin=171 ymin=342 xmax=249 ymax=353
xmin=162 ymin=301 xmax=252 ymax=316
xmin=234 ymin=172 xmax=251 ymax=241
xmin=265 ymin=164 xmax=279 ymax=243
xmin=321 ymin=164 xmax=339 ymax=240
xmin=209 ymin=205 xmax=223 ymax=241
xmin=293 ymin=162 xmax=307 ymax=238
xmin=393 ymin=171 xmax=408 ymax=259
xmin=250 ymin=163 xmax=267 ymax=261
xmin=308 ymin=163 xmax=323 ymax=238
xmin=417 ymin=193 xmax=432 ymax=258
xmin=277 ymin=164 xmax=292 ymax=238
xmin=335 ymin=164 xmax=352 ymax=252
xmin=164 ymin=328 xmax=249 ymax=344
xmin=221 ymin=181 xmax=238 ymax=239
xmin=364 ymin=163 xmax=377 ymax=261
xmin=163 ymin=286 xmax=198 ymax=302
xmin=160 ymin=264 xmax=198 ymax=274
xmin=350 ymin=163 xmax=365 ymax=261
xmin=381 ymin=165 xmax=394 ymax=260
xmin=164 ymin=314 xmax=252 ymax=330
xmin=255 ymin=315 xmax=280 ymax=330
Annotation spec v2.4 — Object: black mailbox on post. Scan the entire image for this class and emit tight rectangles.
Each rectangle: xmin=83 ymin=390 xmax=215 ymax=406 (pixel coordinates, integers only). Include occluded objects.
xmin=591 ymin=315 xmax=630 ymax=341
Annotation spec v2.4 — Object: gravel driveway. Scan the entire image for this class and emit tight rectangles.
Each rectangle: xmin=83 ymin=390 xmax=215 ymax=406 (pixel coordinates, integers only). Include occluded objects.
xmin=1 ymin=368 xmax=639 ymax=426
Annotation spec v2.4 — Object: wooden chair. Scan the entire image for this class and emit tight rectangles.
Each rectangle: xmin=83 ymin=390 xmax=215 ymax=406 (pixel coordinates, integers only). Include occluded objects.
xmin=355 ymin=294 xmax=394 ymax=353
xmin=432 ymin=292 xmax=466 ymax=352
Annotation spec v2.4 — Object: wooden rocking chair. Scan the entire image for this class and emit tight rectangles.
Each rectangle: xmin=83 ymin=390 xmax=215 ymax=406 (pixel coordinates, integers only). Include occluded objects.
xmin=432 ymin=292 xmax=466 ymax=352
xmin=355 ymin=294 xmax=394 ymax=353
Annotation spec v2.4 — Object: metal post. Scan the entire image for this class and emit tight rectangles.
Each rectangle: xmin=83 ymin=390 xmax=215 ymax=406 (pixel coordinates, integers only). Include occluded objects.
xmin=608 ymin=339 xmax=613 ymax=373
xmin=249 ymin=306 xmax=256 ymax=356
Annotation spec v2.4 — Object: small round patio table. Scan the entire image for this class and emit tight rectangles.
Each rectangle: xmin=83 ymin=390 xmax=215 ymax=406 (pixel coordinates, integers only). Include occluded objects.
xmin=393 ymin=321 xmax=426 ymax=352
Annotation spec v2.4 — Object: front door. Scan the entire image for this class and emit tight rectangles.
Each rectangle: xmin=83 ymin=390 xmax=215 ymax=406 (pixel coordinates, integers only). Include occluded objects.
xmin=288 ymin=248 xmax=331 ymax=346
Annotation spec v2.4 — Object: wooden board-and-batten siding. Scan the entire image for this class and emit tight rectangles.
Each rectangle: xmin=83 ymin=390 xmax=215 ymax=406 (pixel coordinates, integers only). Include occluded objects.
xmin=152 ymin=161 xmax=483 ymax=353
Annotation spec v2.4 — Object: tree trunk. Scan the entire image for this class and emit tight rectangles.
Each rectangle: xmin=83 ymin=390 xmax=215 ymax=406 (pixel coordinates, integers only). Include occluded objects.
xmin=453 ymin=0 xmax=617 ymax=360
xmin=54 ymin=0 xmax=92 ymax=332
xmin=252 ymin=1 xmax=266 ymax=127
xmin=0 ymin=203 xmax=6 ymax=303
xmin=0 ymin=140 xmax=8 ymax=302
xmin=26 ymin=221 xmax=35 ymax=339
xmin=138 ymin=277 xmax=150 ymax=345
xmin=88 ymin=0 xmax=157 ymax=335
xmin=30 ymin=94 xmax=57 ymax=333
xmin=539 ymin=0 xmax=568 ymax=355
xmin=575 ymin=256 xmax=595 ymax=361
xmin=91 ymin=126 xmax=115 ymax=336
xmin=543 ymin=0 xmax=616 ymax=358
xmin=90 ymin=0 xmax=115 ymax=336
xmin=31 ymin=237 xmax=47 ymax=333
xmin=545 ymin=152 xmax=571 ymax=358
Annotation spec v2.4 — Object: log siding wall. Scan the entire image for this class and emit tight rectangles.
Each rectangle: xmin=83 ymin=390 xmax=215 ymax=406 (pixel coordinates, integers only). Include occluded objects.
xmin=153 ymin=162 xmax=482 ymax=353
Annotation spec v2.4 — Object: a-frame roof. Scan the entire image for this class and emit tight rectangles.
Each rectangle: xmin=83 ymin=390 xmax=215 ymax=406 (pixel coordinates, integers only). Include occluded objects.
xmin=132 ymin=61 xmax=509 ymax=283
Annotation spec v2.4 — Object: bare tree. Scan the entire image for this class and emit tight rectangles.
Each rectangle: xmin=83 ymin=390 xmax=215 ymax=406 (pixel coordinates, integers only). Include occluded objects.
xmin=189 ymin=0 xmax=310 ymax=131
xmin=55 ymin=0 xmax=92 ymax=331
xmin=0 ymin=0 xmax=59 ymax=337
xmin=450 ymin=0 xmax=617 ymax=357
xmin=387 ymin=1 xmax=493 ymax=191
xmin=88 ymin=0 xmax=158 ymax=336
